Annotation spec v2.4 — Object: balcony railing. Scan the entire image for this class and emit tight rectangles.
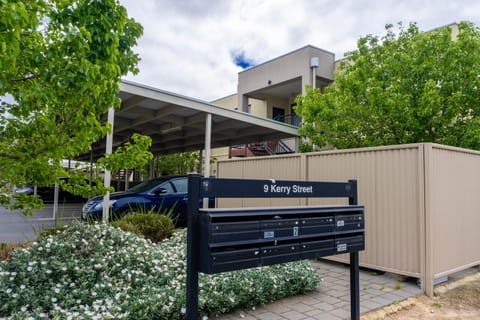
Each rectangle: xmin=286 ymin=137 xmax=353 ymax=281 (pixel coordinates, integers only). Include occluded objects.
xmin=229 ymin=140 xmax=294 ymax=158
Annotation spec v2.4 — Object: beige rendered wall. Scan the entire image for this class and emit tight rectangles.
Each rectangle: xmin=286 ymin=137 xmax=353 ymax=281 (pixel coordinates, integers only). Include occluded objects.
xmin=212 ymin=93 xmax=267 ymax=117
xmin=238 ymin=46 xmax=334 ymax=96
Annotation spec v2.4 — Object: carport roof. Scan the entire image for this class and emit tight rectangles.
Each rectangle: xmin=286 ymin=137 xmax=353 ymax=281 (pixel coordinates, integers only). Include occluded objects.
xmin=79 ymin=80 xmax=299 ymax=160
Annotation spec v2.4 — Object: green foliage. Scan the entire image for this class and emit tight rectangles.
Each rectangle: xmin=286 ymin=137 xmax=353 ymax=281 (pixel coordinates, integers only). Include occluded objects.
xmin=295 ymin=21 xmax=480 ymax=150
xmin=111 ymin=212 xmax=175 ymax=243
xmin=35 ymin=225 xmax=67 ymax=241
xmin=0 ymin=222 xmax=319 ymax=319
xmin=154 ymin=151 xmax=200 ymax=176
xmin=0 ymin=0 xmax=152 ymax=214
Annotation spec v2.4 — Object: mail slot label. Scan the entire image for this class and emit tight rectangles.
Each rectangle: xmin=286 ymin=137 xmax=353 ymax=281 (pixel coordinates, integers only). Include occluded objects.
xmin=264 ymin=231 xmax=274 ymax=238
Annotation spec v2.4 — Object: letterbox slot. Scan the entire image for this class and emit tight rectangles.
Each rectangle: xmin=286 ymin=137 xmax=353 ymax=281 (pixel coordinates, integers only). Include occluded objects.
xmin=300 ymin=216 xmax=335 ymax=235
xmin=335 ymin=213 xmax=364 ymax=232
xmin=207 ymin=247 xmax=261 ymax=274
xmin=260 ymin=243 xmax=301 ymax=265
xmin=211 ymin=220 xmax=259 ymax=232
xmin=211 ymin=230 xmax=260 ymax=243
xmin=335 ymin=234 xmax=365 ymax=254
xmin=301 ymin=238 xmax=335 ymax=259
xmin=208 ymin=215 xmax=262 ymax=223
xmin=261 ymin=217 xmax=300 ymax=239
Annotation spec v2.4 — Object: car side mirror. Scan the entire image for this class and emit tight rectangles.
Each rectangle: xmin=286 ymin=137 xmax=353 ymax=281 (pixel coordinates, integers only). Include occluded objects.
xmin=155 ymin=187 xmax=168 ymax=195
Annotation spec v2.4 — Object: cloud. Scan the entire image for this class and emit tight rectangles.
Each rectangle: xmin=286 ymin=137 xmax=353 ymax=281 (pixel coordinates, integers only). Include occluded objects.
xmin=120 ymin=0 xmax=480 ymax=101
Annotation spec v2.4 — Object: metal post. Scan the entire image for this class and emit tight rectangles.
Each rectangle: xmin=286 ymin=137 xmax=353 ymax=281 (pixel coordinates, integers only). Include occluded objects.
xmin=53 ymin=182 xmax=59 ymax=222
xmin=348 ymin=179 xmax=360 ymax=320
xmin=203 ymin=113 xmax=211 ymax=208
xmin=186 ymin=174 xmax=201 ymax=320
xmin=89 ymin=148 xmax=94 ymax=184
xmin=312 ymin=67 xmax=316 ymax=89
xmin=350 ymin=252 xmax=360 ymax=320
xmin=102 ymin=106 xmax=115 ymax=223
xmin=124 ymin=169 xmax=129 ymax=191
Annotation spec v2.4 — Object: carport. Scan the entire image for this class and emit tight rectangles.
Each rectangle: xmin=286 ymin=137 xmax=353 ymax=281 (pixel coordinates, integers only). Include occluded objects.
xmin=76 ymin=80 xmax=299 ymax=221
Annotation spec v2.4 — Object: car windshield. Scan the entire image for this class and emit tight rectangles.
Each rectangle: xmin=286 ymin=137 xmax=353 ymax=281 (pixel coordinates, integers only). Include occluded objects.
xmin=128 ymin=178 xmax=167 ymax=193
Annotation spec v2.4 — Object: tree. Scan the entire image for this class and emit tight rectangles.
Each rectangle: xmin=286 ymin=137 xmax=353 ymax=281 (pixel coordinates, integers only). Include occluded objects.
xmin=0 ymin=0 xmax=152 ymax=213
xmin=295 ymin=22 xmax=480 ymax=151
xmin=153 ymin=152 xmax=200 ymax=177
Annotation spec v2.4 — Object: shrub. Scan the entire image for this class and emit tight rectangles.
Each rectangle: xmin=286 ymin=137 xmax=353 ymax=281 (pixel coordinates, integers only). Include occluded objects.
xmin=36 ymin=225 xmax=67 ymax=241
xmin=111 ymin=212 xmax=175 ymax=243
xmin=0 ymin=222 xmax=319 ymax=319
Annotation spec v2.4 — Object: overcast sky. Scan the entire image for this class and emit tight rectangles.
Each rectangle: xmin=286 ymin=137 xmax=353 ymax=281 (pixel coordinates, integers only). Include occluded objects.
xmin=119 ymin=0 xmax=480 ymax=101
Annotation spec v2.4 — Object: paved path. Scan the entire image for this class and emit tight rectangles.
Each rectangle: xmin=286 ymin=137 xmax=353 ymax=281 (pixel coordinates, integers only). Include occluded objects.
xmin=213 ymin=259 xmax=422 ymax=320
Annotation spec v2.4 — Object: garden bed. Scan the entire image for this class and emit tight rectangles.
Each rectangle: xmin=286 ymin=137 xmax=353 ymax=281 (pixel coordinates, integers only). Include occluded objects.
xmin=0 ymin=222 xmax=320 ymax=319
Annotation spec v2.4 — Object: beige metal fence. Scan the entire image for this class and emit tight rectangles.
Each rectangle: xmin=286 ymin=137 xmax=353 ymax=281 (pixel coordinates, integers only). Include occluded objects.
xmin=216 ymin=143 xmax=480 ymax=295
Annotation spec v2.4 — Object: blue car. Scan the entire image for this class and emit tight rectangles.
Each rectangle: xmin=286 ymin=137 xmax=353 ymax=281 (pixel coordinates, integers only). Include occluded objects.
xmin=81 ymin=176 xmax=213 ymax=226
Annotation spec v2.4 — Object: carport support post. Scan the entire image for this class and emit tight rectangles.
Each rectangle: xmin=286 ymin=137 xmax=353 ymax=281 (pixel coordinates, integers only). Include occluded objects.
xmin=102 ymin=106 xmax=115 ymax=223
xmin=348 ymin=179 xmax=360 ymax=320
xmin=186 ymin=174 xmax=201 ymax=320
xmin=53 ymin=182 xmax=59 ymax=222
xmin=203 ymin=113 xmax=211 ymax=208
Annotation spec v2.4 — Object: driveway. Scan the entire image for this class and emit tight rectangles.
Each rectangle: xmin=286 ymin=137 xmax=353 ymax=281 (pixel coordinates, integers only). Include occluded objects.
xmin=0 ymin=203 xmax=83 ymax=243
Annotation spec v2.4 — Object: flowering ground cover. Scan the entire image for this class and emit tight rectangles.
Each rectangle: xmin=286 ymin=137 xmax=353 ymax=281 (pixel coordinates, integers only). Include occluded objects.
xmin=0 ymin=222 xmax=320 ymax=319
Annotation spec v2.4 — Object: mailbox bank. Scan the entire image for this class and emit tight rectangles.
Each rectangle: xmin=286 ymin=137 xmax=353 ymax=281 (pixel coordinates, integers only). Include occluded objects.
xmin=186 ymin=175 xmax=365 ymax=320
xmin=198 ymin=206 xmax=364 ymax=274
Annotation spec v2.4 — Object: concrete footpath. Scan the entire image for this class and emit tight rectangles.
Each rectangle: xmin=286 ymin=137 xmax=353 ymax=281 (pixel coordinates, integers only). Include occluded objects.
xmin=214 ymin=259 xmax=422 ymax=320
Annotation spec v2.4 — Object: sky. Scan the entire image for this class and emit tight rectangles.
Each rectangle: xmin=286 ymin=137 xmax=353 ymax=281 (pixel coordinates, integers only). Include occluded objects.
xmin=119 ymin=0 xmax=480 ymax=101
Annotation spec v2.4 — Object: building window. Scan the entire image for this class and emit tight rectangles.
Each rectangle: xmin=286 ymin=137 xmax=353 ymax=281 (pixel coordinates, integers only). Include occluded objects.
xmin=272 ymin=107 xmax=285 ymax=123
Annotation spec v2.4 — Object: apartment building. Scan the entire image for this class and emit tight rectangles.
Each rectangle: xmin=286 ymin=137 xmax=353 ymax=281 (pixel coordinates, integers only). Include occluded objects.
xmin=209 ymin=45 xmax=335 ymax=166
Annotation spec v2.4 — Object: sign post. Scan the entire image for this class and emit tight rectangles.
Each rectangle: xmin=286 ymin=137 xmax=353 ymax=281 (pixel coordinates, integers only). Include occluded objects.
xmin=186 ymin=175 xmax=364 ymax=320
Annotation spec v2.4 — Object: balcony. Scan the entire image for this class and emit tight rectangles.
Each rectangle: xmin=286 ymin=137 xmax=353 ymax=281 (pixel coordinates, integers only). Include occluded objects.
xmin=229 ymin=140 xmax=294 ymax=158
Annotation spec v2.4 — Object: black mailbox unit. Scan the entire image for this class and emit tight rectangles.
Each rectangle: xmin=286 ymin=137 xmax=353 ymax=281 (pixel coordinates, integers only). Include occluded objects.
xmin=186 ymin=175 xmax=364 ymax=320
xmin=198 ymin=206 xmax=364 ymax=274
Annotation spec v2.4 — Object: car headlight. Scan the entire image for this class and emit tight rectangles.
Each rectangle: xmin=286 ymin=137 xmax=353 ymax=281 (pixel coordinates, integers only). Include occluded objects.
xmin=93 ymin=199 xmax=117 ymax=210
